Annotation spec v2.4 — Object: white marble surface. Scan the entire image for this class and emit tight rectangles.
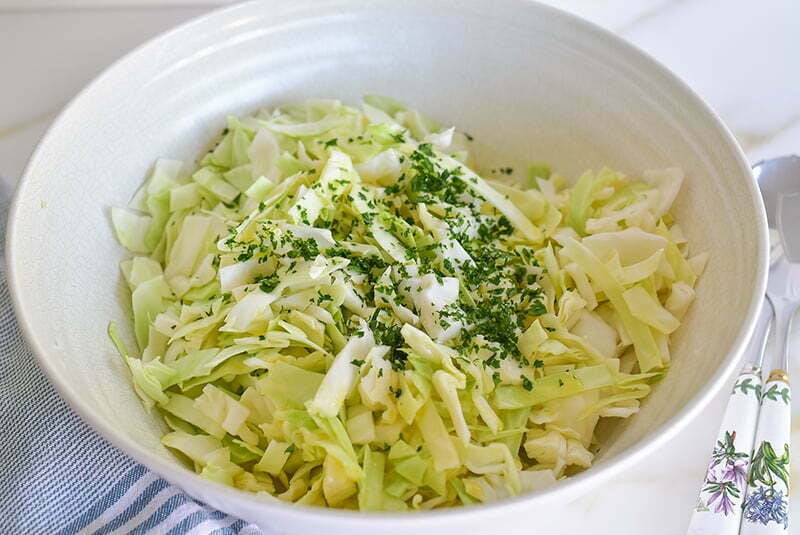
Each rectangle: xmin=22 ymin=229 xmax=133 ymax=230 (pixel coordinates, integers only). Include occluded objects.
xmin=1 ymin=1 xmax=798 ymax=533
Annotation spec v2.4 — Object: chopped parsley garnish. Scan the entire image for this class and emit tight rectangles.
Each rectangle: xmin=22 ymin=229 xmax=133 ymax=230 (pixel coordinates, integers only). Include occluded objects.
xmin=368 ymin=309 xmax=406 ymax=370
xmin=528 ymin=299 xmax=547 ymax=316
xmin=407 ymin=144 xmax=469 ymax=205
xmin=286 ymin=237 xmax=319 ymax=260
xmin=256 ymin=273 xmax=280 ymax=293
xmin=521 ymin=376 xmax=534 ymax=391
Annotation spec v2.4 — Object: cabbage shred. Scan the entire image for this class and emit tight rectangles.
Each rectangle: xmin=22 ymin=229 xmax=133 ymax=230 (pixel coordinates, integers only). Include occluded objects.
xmin=110 ymin=97 xmax=704 ymax=510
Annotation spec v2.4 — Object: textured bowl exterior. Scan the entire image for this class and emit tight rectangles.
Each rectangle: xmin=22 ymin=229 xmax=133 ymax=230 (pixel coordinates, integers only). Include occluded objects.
xmin=6 ymin=0 xmax=768 ymax=533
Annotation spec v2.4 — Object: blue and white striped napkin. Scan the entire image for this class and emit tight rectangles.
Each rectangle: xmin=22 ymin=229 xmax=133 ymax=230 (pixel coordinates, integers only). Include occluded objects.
xmin=0 ymin=189 xmax=263 ymax=535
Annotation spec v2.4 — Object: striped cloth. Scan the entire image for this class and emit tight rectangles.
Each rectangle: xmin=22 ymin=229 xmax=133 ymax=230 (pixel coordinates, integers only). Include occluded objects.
xmin=0 ymin=187 xmax=263 ymax=535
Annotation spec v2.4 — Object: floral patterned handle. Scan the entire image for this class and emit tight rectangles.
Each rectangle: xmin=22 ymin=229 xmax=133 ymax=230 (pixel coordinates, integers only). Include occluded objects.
xmin=739 ymin=371 xmax=791 ymax=534
xmin=687 ymin=367 xmax=763 ymax=534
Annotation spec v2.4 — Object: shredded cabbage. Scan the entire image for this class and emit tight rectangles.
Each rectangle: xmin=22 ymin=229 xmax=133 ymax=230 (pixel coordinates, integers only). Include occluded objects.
xmin=110 ymin=97 xmax=702 ymax=510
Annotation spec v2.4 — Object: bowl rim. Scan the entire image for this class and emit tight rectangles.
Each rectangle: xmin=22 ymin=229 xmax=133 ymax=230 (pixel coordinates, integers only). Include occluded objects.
xmin=5 ymin=0 xmax=769 ymax=525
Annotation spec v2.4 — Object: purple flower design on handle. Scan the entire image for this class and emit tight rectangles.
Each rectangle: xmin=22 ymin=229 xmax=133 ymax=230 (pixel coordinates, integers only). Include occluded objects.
xmin=703 ymin=479 xmax=740 ymax=516
xmin=695 ymin=430 xmax=749 ymax=516
xmin=720 ymin=458 xmax=747 ymax=487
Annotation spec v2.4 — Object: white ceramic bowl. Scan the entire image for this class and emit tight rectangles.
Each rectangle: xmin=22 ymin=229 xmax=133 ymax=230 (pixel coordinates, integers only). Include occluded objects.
xmin=6 ymin=1 xmax=768 ymax=533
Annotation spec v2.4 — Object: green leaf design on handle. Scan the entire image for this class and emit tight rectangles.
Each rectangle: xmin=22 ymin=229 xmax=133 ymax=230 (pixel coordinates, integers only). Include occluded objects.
xmin=761 ymin=383 xmax=791 ymax=404
xmin=749 ymin=441 xmax=790 ymax=490
xmin=733 ymin=376 xmax=762 ymax=398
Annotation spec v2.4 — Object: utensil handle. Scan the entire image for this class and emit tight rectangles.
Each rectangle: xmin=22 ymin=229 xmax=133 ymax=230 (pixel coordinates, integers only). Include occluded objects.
xmin=687 ymin=369 xmax=762 ymax=534
xmin=739 ymin=373 xmax=791 ymax=534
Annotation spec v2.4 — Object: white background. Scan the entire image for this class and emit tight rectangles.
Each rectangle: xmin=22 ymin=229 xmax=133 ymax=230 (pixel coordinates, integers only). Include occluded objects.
xmin=1 ymin=1 xmax=799 ymax=533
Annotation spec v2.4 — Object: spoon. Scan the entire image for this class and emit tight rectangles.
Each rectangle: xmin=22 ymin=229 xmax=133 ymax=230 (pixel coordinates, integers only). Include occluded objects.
xmin=688 ymin=156 xmax=798 ymax=534
xmin=738 ymin=157 xmax=799 ymax=534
